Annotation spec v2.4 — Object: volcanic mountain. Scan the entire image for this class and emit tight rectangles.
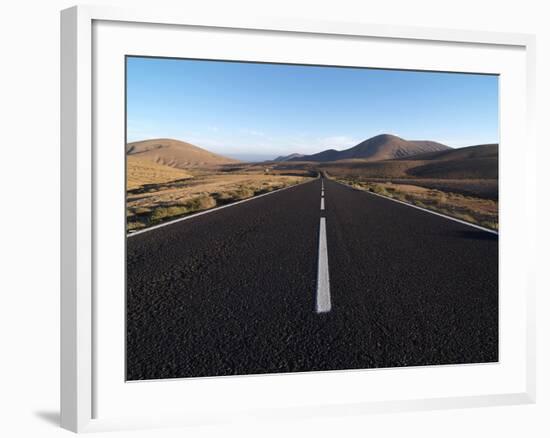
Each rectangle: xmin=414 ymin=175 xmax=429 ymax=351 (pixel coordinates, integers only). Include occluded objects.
xmin=291 ymin=134 xmax=450 ymax=162
xmin=404 ymin=143 xmax=498 ymax=179
xmin=126 ymin=138 xmax=239 ymax=168
xmin=273 ymin=153 xmax=305 ymax=162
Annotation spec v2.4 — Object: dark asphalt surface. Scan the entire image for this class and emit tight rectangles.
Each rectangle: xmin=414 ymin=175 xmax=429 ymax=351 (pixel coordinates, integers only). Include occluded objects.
xmin=126 ymin=177 xmax=498 ymax=380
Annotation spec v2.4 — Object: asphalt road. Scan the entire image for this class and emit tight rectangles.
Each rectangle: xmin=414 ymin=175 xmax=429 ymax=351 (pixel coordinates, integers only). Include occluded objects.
xmin=126 ymin=177 xmax=498 ymax=380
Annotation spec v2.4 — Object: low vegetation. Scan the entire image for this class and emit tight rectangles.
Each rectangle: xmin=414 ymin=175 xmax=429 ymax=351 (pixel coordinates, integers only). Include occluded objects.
xmin=127 ymin=173 xmax=310 ymax=231
xmin=347 ymin=177 xmax=498 ymax=200
xmin=336 ymin=178 xmax=498 ymax=231
xmin=125 ymin=137 xmax=499 ymax=232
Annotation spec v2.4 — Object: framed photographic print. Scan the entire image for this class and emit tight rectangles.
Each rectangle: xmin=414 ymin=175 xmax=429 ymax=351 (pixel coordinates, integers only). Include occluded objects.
xmin=61 ymin=5 xmax=536 ymax=433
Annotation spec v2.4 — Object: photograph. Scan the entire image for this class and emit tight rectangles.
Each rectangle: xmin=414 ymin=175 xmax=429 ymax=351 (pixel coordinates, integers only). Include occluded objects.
xmin=125 ymin=56 xmax=499 ymax=381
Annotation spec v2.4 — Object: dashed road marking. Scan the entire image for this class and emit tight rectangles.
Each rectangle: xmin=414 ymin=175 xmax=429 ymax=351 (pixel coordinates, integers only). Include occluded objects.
xmin=316 ymin=217 xmax=331 ymax=313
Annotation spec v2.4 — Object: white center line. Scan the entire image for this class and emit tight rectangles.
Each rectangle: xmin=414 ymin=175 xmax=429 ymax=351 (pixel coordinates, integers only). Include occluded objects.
xmin=320 ymin=197 xmax=325 ymax=210
xmin=316 ymin=218 xmax=331 ymax=313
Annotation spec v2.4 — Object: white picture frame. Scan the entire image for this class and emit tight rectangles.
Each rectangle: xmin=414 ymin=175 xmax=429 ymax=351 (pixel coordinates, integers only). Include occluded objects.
xmin=60 ymin=4 xmax=536 ymax=433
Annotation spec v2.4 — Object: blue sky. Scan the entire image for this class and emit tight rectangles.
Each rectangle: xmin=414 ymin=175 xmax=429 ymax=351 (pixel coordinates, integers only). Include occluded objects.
xmin=127 ymin=57 xmax=499 ymax=161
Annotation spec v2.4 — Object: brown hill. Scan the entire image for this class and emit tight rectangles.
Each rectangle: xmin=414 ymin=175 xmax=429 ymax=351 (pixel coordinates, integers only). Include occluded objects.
xmin=126 ymin=156 xmax=192 ymax=190
xmin=319 ymin=143 xmax=498 ymax=180
xmin=406 ymin=144 xmax=498 ymax=179
xmin=127 ymin=138 xmax=239 ymax=169
xmin=404 ymin=143 xmax=498 ymax=162
xmin=291 ymin=134 xmax=450 ymax=162
xmin=273 ymin=153 xmax=305 ymax=162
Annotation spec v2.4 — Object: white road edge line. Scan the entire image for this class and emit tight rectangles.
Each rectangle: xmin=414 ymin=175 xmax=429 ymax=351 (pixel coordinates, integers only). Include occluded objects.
xmin=334 ymin=180 xmax=498 ymax=235
xmin=316 ymin=217 xmax=331 ymax=313
xmin=320 ymin=198 xmax=325 ymax=210
xmin=127 ymin=178 xmax=317 ymax=237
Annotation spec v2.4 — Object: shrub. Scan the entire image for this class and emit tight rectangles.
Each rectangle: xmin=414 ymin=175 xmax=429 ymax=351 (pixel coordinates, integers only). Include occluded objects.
xmin=187 ymin=195 xmax=216 ymax=211
xmin=127 ymin=221 xmax=145 ymax=231
xmin=150 ymin=206 xmax=188 ymax=221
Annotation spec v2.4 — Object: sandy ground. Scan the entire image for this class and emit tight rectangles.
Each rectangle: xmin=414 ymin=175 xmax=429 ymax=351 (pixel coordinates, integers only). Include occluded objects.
xmin=127 ymin=173 xmax=311 ymax=230
xmin=338 ymin=179 xmax=498 ymax=230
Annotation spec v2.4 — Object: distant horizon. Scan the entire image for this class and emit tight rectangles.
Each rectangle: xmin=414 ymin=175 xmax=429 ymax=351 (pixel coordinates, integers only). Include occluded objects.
xmin=127 ymin=133 xmax=499 ymax=162
xmin=127 ymin=57 xmax=499 ymax=159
